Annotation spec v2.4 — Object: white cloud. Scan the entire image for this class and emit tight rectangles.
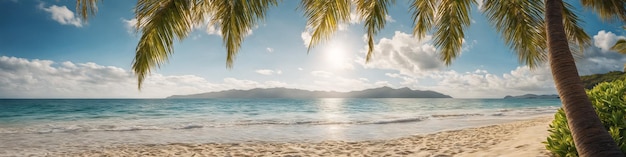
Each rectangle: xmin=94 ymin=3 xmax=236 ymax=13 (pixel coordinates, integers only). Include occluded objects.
xmin=336 ymin=13 xmax=395 ymax=30
xmin=0 ymin=56 xmax=289 ymax=98
xmin=121 ymin=16 xmax=255 ymax=37
xmin=255 ymin=69 xmax=282 ymax=75
xmin=385 ymin=15 xmax=395 ymax=23
xmin=421 ymin=65 xmax=556 ymax=98
xmin=191 ymin=34 xmax=202 ymax=40
xmin=266 ymin=47 xmax=274 ymax=53
xmin=122 ymin=18 xmax=138 ymax=33
xmin=350 ymin=10 xmax=360 ymax=24
xmin=574 ymin=30 xmax=626 ymax=75
xmin=374 ymin=81 xmax=392 ymax=87
xmin=39 ymin=4 xmax=82 ymax=27
xmin=205 ymin=24 xmax=222 ymax=35
xmin=301 ymin=31 xmax=312 ymax=48
xmin=306 ymin=70 xmax=384 ymax=92
xmin=336 ymin=9 xmax=362 ymax=31
xmin=352 ymin=30 xmax=559 ymax=97
xmin=346 ymin=30 xmax=626 ymax=98
xmin=385 ymin=73 xmax=418 ymax=85
xmin=0 ymin=56 xmax=565 ymax=98
xmin=346 ymin=9 xmax=395 ymax=24
xmin=338 ymin=24 xmax=349 ymax=31
xmin=311 ymin=70 xmax=333 ymax=78
xmin=358 ymin=31 xmax=445 ymax=77
xmin=593 ymin=30 xmax=622 ymax=52
xmin=462 ymin=40 xmax=478 ymax=52
xmin=353 ymin=30 xmax=567 ymax=98
xmin=201 ymin=24 xmax=255 ymax=37
xmin=222 ymin=78 xmax=289 ymax=89
xmin=385 ymin=73 xmax=401 ymax=78
xmin=576 ymin=48 xmax=626 ymax=75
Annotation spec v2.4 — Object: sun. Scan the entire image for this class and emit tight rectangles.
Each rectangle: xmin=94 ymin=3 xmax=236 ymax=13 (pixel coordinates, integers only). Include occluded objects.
xmin=323 ymin=43 xmax=349 ymax=70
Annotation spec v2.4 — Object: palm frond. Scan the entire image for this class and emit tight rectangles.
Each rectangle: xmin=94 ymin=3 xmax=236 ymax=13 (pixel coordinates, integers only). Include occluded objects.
xmin=562 ymin=1 xmax=590 ymax=57
xmin=581 ymin=0 xmax=626 ymax=22
xmin=410 ymin=0 xmax=436 ymax=39
xmin=190 ymin=0 xmax=213 ymax=27
xmin=133 ymin=0 xmax=195 ymax=89
xmin=76 ymin=0 xmax=99 ymax=20
xmin=612 ymin=39 xmax=626 ymax=54
xmin=212 ymin=0 xmax=278 ymax=68
xmin=483 ymin=0 xmax=546 ymax=68
xmin=356 ymin=0 xmax=395 ymax=62
xmin=434 ymin=0 xmax=474 ymax=65
xmin=300 ymin=0 xmax=351 ymax=52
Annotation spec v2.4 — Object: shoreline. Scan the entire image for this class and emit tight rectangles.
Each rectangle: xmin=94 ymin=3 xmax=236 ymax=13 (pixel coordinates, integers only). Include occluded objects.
xmin=57 ymin=116 xmax=554 ymax=157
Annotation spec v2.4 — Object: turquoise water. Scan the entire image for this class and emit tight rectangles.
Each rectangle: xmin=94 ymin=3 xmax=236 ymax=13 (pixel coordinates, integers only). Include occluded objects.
xmin=0 ymin=98 xmax=560 ymax=155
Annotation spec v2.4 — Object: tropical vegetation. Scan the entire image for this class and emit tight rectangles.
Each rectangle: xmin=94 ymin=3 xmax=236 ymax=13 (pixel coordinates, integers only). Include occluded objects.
xmin=581 ymin=71 xmax=626 ymax=89
xmin=546 ymin=79 xmax=626 ymax=156
xmin=76 ymin=0 xmax=626 ymax=156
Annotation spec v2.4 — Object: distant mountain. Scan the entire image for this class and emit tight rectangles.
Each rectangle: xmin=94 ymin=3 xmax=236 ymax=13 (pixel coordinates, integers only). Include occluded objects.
xmin=503 ymin=94 xmax=559 ymax=99
xmin=167 ymin=87 xmax=452 ymax=99
xmin=581 ymin=71 xmax=626 ymax=90
xmin=501 ymin=71 xmax=626 ymax=99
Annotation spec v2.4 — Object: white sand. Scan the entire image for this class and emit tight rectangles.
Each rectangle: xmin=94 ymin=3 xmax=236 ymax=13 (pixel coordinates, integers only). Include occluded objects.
xmin=58 ymin=116 xmax=554 ymax=157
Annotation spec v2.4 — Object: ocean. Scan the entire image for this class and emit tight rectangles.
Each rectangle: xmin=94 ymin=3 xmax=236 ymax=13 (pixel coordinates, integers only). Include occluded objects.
xmin=0 ymin=98 xmax=560 ymax=156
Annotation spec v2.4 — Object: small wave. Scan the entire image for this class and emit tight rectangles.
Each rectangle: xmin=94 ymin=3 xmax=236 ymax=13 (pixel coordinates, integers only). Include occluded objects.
xmin=25 ymin=125 xmax=165 ymax=134
xmin=431 ymin=113 xmax=484 ymax=118
xmin=368 ymin=117 xmax=428 ymax=124
xmin=233 ymin=120 xmax=355 ymax=126
xmin=233 ymin=118 xmax=433 ymax=126
xmin=509 ymin=106 xmax=559 ymax=115
xmin=177 ymin=125 xmax=204 ymax=130
xmin=104 ymin=126 xmax=161 ymax=132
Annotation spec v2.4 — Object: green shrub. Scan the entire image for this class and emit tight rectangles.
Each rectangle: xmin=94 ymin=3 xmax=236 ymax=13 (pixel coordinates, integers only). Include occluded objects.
xmin=545 ymin=79 xmax=626 ymax=157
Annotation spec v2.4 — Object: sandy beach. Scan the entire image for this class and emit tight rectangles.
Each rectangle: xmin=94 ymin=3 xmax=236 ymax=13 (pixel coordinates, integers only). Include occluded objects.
xmin=56 ymin=116 xmax=554 ymax=157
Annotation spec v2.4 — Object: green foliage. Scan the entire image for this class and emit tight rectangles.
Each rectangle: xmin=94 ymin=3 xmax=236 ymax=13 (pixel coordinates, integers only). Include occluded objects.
xmin=356 ymin=0 xmax=394 ymax=62
xmin=300 ymin=0 xmax=351 ymax=52
xmin=581 ymin=71 xmax=626 ymax=89
xmin=545 ymin=79 xmax=626 ymax=156
xmin=613 ymin=38 xmax=626 ymax=54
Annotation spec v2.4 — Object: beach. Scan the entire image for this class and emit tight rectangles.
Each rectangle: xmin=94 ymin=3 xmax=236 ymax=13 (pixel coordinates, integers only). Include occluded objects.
xmin=57 ymin=116 xmax=553 ymax=157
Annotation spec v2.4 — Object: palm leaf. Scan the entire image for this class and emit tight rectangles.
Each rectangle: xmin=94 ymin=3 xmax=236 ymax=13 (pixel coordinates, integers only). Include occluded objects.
xmin=561 ymin=1 xmax=591 ymax=57
xmin=612 ymin=39 xmax=626 ymax=54
xmin=211 ymin=0 xmax=278 ymax=68
xmin=133 ymin=0 xmax=195 ymax=89
xmin=434 ymin=0 xmax=474 ymax=65
xmin=356 ymin=0 xmax=395 ymax=61
xmin=189 ymin=0 xmax=212 ymax=27
xmin=410 ymin=0 xmax=436 ymax=39
xmin=76 ymin=0 xmax=99 ymax=20
xmin=483 ymin=0 xmax=546 ymax=67
xmin=300 ymin=0 xmax=351 ymax=52
xmin=581 ymin=0 xmax=626 ymax=22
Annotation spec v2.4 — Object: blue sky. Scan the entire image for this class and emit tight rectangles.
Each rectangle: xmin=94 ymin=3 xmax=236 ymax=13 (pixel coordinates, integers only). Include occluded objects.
xmin=0 ymin=0 xmax=625 ymax=98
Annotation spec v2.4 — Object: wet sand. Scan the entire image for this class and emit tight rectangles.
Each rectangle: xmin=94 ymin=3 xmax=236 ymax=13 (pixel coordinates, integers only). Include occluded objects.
xmin=57 ymin=116 xmax=553 ymax=157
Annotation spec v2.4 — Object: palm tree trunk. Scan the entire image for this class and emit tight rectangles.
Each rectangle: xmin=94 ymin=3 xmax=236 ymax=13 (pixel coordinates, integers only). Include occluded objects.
xmin=545 ymin=0 xmax=623 ymax=156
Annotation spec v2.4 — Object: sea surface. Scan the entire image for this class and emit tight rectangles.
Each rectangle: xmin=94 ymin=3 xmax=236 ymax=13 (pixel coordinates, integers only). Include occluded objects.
xmin=0 ymin=98 xmax=560 ymax=156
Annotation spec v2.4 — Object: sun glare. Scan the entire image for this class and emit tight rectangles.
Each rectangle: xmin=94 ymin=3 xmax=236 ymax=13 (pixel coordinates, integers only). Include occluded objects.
xmin=323 ymin=43 xmax=349 ymax=70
